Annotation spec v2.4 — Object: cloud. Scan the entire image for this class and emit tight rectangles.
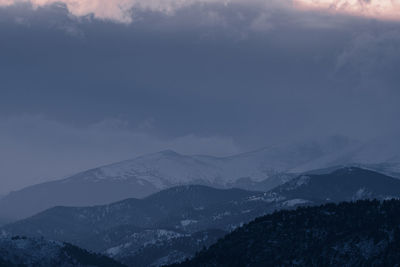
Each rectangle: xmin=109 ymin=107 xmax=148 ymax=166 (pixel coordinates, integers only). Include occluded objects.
xmin=337 ymin=31 xmax=400 ymax=72
xmin=335 ymin=30 xmax=400 ymax=91
xmin=0 ymin=0 xmax=230 ymax=23
xmin=1 ymin=0 xmax=399 ymax=23
xmin=0 ymin=115 xmax=239 ymax=194
xmin=294 ymin=0 xmax=400 ymax=21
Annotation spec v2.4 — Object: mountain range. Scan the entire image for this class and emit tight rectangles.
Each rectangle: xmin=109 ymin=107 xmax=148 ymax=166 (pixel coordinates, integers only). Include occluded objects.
xmin=2 ymin=136 xmax=400 ymax=222
xmin=4 ymin=167 xmax=400 ymax=266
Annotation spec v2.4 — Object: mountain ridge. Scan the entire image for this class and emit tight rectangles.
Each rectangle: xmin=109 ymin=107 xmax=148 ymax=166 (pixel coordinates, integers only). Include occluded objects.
xmin=2 ymin=136 xmax=400 ymax=221
xmin=4 ymin=167 xmax=400 ymax=266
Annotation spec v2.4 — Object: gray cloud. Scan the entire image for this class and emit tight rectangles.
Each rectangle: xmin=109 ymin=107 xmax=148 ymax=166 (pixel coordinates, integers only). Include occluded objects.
xmin=336 ymin=31 xmax=400 ymax=85
xmin=0 ymin=0 xmax=289 ymax=23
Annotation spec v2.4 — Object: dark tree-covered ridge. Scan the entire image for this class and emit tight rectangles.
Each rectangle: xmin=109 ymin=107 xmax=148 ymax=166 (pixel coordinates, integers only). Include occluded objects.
xmin=174 ymin=199 xmax=400 ymax=267
xmin=0 ymin=236 xmax=126 ymax=267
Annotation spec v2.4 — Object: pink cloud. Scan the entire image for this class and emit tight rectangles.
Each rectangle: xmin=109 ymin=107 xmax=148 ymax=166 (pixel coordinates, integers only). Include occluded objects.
xmin=0 ymin=0 xmax=226 ymax=22
xmin=0 ymin=0 xmax=399 ymax=23
xmin=293 ymin=0 xmax=400 ymax=21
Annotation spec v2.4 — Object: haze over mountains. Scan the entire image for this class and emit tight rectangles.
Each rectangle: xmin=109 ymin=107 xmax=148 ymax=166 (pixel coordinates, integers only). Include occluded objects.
xmin=1 ymin=136 xmax=400 ymax=222
xmin=3 ymin=167 xmax=400 ymax=266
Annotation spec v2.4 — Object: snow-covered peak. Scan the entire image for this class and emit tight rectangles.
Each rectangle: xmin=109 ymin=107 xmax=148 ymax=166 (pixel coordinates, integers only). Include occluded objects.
xmin=69 ymin=144 xmax=320 ymax=190
xmin=64 ymin=135 xmax=400 ymax=192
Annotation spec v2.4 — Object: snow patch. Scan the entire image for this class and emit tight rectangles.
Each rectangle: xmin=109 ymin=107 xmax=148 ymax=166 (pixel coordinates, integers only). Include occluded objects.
xmin=295 ymin=176 xmax=311 ymax=187
xmin=106 ymin=243 xmax=132 ymax=257
xmin=352 ymin=188 xmax=372 ymax=200
xmin=282 ymin=199 xmax=310 ymax=207
xmin=247 ymin=192 xmax=285 ymax=203
xmin=212 ymin=211 xmax=231 ymax=220
xmin=180 ymin=220 xmax=198 ymax=227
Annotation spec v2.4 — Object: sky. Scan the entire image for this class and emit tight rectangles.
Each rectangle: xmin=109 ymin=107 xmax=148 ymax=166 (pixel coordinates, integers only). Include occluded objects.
xmin=0 ymin=0 xmax=400 ymax=194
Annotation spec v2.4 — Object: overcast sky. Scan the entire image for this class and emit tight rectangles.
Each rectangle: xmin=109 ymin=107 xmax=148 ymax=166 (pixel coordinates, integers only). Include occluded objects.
xmin=0 ymin=0 xmax=399 ymax=194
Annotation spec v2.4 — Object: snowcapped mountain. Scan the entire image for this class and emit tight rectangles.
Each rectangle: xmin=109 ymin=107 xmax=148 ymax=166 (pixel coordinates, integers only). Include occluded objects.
xmin=0 ymin=137 xmax=347 ymax=221
xmin=72 ymin=142 xmax=332 ymax=188
xmin=0 ymin=235 xmax=125 ymax=267
xmin=4 ymin=167 xmax=400 ymax=266
xmin=1 ymin=135 xmax=400 ymax=221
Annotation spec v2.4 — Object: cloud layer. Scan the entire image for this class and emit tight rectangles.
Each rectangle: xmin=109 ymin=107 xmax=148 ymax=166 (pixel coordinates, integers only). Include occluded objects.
xmin=294 ymin=0 xmax=400 ymax=21
xmin=0 ymin=0 xmax=229 ymax=22
xmin=1 ymin=0 xmax=400 ymax=23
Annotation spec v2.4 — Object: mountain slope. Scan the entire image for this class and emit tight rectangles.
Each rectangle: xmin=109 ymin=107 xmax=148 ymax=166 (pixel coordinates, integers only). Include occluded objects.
xmin=0 ymin=175 xmax=158 ymax=222
xmin=0 ymin=236 xmax=125 ymax=267
xmin=270 ymin=167 xmax=400 ymax=202
xmin=107 ymin=229 xmax=227 ymax=267
xmin=3 ymin=185 xmax=263 ymax=267
xmin=173 ymin=200 xmax=400 ymax=267
xmin=4 ymin=168 xmax=400 ymax=266
xmin=2 ymin=186 xmax=259 ymax=246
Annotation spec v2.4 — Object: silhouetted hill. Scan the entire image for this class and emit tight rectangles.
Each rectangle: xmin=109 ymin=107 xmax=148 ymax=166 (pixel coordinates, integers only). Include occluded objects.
xmin=0 ymin=236 xmax=125 ymax=267
xmin=174 ymin=199 xmax=400 ymax=267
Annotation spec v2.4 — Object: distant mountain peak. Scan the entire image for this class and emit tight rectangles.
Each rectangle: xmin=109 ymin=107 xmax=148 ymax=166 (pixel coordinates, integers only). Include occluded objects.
xmin=136 ymin=149 xmax=183 ymax=160
xmin=332 ymin=166 xmax=363 ymax=174
xmin=159 ymin=149 xmax=181 ymax=156
xmin=329 ymin=166 xmax=391 ymax=177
